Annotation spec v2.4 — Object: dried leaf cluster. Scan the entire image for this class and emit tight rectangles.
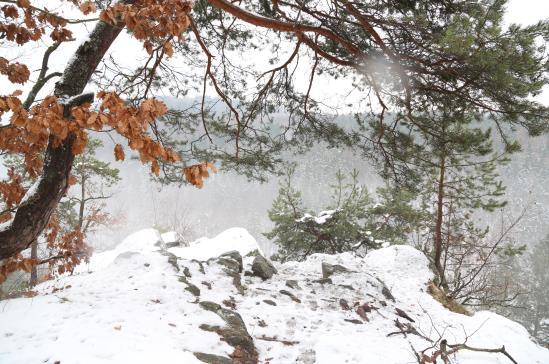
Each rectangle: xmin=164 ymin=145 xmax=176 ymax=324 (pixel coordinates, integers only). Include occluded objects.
xmin=184 ymin=162 xmax=218 ymax=188
xmin=0 ymin=215 xmax=92 ymax=284
xmin=0 ymin=0 xmax=210 ymax=282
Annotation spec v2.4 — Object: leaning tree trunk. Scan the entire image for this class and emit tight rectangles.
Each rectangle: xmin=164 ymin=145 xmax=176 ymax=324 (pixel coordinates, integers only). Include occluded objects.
xmin=0 ymin=12 xmax=130 ymax=260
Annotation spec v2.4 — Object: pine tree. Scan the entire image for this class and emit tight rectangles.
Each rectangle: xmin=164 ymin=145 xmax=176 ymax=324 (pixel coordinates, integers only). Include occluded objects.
xmin=1 ymin=0 xmax=547 ymax=264
xmin=373 ymin=99 xmax=518 ymax=297
xmin=58 ymin=138 xmax=121 ymax=235
xmin=265 ymin=167 xmax=423 ymax=262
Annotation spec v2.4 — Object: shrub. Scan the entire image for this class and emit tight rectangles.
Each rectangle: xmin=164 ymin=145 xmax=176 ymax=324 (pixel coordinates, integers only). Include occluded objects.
xmin=265 ymin=168 xmax=423 ymax=262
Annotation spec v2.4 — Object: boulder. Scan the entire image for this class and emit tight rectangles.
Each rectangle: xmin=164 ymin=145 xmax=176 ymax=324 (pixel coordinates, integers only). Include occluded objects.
xmin=216 ymin=250 xmax=243 ymax=273
xmin=199 ymin=301 xmax=257 ymax=361
xmin=251 ymin=255 xmax=277 ymax=280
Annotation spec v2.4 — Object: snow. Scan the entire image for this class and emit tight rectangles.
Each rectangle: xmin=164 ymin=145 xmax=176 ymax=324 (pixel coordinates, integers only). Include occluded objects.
xmin=1 ymin=228 xmax=548 ymax=364
xmin=297 ymin=209 xmax=338 ymax=224
xmin=0 ymin=229 xmax=223 ymax=364
xmin=161 ymin=231 xmax=183 ymax=244
xmin=168 ymin=227 xmax=262 ymax=260
xmin=19 ymin=179 xmax=40 ymax=205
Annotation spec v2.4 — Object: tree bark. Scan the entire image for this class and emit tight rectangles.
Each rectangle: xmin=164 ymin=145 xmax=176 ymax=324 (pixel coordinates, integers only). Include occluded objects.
xmin=29 ymin=240 xmax=38 ymax=286
xmin=78 ymin=175 xmax=86 ymax=231
xmin=434 ymin=155 xmax=446 ymax=288
xmin=0 ymin=14 xmax=128 ymax=260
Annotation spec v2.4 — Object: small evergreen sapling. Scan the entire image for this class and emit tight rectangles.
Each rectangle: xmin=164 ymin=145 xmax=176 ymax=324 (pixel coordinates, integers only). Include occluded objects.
xmin=265 ymin=167 xmax=422 ymax=262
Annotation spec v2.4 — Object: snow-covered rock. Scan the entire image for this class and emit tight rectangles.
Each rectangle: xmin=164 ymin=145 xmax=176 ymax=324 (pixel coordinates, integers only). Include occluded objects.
xmin=168 ymin=227 xmax=262 ymax=261
xmin=161 ymin=231 xmax=187 ymax=248
xmin=0 ymin=228 xmax=547 ymax=364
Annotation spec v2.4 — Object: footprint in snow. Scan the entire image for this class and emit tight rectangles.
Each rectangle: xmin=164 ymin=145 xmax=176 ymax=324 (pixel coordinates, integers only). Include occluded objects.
xmin=308 ymin=300 xmax=319 ymax=311
xmin=285 ymin=317 xmax=297 ymax=336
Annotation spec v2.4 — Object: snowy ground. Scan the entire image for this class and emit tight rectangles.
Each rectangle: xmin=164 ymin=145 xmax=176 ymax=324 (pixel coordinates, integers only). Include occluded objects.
xmin=0 ymin=228 xmax=547 ymax=363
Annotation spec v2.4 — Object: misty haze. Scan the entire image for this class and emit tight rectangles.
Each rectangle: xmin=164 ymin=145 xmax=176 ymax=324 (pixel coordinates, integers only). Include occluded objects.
xmin=1 ymin=1 xmax=548 ymax=363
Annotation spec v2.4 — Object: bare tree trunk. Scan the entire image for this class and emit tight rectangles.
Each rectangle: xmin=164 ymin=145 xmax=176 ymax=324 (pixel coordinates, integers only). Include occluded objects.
xmin=78 ymin=175 xmax=86 ymax=231
xmin=0 ymin=11 xmax=130 ymax=260
xmin=533 ymin=300 xmax=541 ymax=338
xmin=434 ymin=155 xmax=447 ymax=288
xmin=29 ymin=240 xmax=38 ymax=286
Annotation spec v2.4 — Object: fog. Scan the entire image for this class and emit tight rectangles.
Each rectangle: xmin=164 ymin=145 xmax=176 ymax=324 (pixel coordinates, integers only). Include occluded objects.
xmin=89 ymin=136 xmax=381 ymax=256
xmin=88 ymin=119 xmax=548 ymax=259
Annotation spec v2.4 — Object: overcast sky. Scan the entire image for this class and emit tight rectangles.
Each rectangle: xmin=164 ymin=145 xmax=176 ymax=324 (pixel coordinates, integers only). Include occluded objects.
xmin=0 ymin=1 xmax=547 ymax=248
xmin=506 ymin=0 xmax=549 ymax=25
xmin=506 ymin=0 xmax=549 ymax=104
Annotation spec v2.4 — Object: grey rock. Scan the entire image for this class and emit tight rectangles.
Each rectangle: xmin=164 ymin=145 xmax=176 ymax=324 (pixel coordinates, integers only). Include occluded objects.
xmin=193 ymin=352 xmax=232 ymax=364
xmin=395 ymin=307 xmax=415 ymax=322
xmin=251 ymin=255 xmax=277 ymax=280
xmin=162 ymin=232 xmax=188 ymax=248
xmin=285 ymin=280 xmax=300 ymax=290
xmin=206 ymin=251 xmax=246 ymax=294
xmin=191 ymin=259 xmax=206 ymax=274
xmin=339 ymin=298 xmax=350 ymax=310
xmin=280 ymin=290 xmax=301 ymax=303
xmin=382 ymin=286 xmax=396 ymax=302
xmin=226 ymin=269 xmax=246 ymax=295
xmin=158 ymin=250 xmax=180 ymax=272
xmin=183 ymin=266 xmax=192 ymax=278
xmin=344 ymin=319 xmax=363 ymax=325
xmin=218 ymin=250 xmax=243 ymax=273
xmin=178 ymin=276 xmax=200 ymax=297
xmin=313 ymin=278 xmax=333 ymax=285
xmin=199 ymin=301 xmax=257 ymax=359
xmin=321 ymin=262 xmax=350 ymax=279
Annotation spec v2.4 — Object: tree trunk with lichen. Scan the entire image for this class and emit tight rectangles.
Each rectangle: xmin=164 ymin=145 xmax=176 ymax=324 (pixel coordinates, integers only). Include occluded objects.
xmin=0 ymin=18 xmax=127 ymax=260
